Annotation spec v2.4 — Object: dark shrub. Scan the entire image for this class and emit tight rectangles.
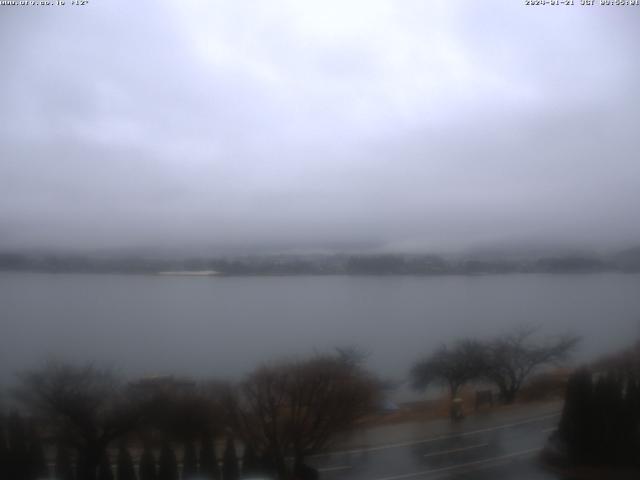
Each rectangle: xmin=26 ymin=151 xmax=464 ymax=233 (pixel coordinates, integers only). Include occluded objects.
xmin=157 ymin=442 xmax=178 ymax=480
xmin=116 ymin=445 xmax=136 ymax=480
xmin=139 ymin=445 xmax=157 ymax=480
xmin=181 ymin=441 xmax=197 ymax=479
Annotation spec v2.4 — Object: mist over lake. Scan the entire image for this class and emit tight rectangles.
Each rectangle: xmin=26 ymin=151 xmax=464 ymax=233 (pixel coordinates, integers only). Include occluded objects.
xmin=2 ymin=272 xmax=639 ymax=389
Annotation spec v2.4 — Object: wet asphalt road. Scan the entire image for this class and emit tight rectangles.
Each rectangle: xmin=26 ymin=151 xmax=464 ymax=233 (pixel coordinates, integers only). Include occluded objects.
xmin=309 ymin=411 xmax=562 ymax=480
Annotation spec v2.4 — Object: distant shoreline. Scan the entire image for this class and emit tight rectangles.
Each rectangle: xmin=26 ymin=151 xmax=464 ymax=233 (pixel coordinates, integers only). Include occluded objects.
xmin=1 ymin=270 xmax=639 ymax=278
xmin=1 ymin=249 xmax=639 ymax=276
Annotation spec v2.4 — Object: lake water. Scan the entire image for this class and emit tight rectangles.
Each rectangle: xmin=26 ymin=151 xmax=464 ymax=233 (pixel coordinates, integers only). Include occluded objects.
xmin=1 ymin=272 xmax=639 ymax=392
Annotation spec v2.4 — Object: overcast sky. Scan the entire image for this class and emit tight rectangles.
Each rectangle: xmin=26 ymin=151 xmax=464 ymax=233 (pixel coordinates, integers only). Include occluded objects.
xmin=1 ymin=0 xmax=639 ymax=254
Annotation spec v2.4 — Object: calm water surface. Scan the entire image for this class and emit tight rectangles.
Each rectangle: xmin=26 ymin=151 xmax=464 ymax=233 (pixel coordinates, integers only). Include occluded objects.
xmin=2 ymin=272 xmax=639 ymax=389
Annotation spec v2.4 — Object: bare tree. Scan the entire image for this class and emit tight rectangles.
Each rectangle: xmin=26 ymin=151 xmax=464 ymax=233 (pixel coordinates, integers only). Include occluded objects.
xmin=127 ymin=376 xmax=224 ymax=443
xmin=334 ymin=345 xmax=370 ymax=366
xmin=0 ymin=413 xmax=6 ymax=480
xmin=483 ymin=326 xmax=579 ymax=403
xmin=227 ymin=353 xmax=379 ymax=479
xmin=17 ymin=362 xmax=145 ymax=480
xmin=411 ymin=340 xmax=486 ymax=403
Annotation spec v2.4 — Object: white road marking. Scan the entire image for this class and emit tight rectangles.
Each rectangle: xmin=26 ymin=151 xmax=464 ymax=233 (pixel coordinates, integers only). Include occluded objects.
xmin=317 ymin=465 xmax=352 ymax=472
xmin=372 ymin=447 xmax=541 ymax=480
xmin=423 ymin=442 xmax=488 ymax=458
xmin=311 ymin=411 xmax=559 ymax=458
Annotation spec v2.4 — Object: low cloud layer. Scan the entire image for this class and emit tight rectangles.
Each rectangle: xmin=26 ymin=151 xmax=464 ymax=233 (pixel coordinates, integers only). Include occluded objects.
xmin=2 ymin=1 xmax=639 ymax=254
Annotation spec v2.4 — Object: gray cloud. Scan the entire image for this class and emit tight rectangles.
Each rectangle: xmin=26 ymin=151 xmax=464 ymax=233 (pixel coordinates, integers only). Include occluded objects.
xmin=2 ymin=0 xmax=639 ymax=253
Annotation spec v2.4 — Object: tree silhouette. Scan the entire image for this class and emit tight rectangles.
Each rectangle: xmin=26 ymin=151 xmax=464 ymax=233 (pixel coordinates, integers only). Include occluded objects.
xmin=483 ymin=327 xmax=579 ymax=403
xmin=626 ymin=378 xmax=640 ymax=466
xmin=54 ymin=444 xmax=74 ymax=480
xmin=558 ymin=368 xmax=593 ymax=464
xmin=116 ymin=445 xmax=136 ymax=480
xmin=181 ymin=441 xmax=197 ymax=479
xmin=241 ymin=443 xmax=260 ymax=477
xmin=228 ymin=353 xmax=378 ymax=479
xmin=139 ymin=444 xmax=157 ymax=480
xmin=198 ymin=436 xmax=217 ymax=479
xmin=157 ymin=442 xmax=178 ymax=480
xmin=26 ymin=427 xmax=48 ymax=480
xmin=18 ymin=363 xmax=145 ymax=480
xmin=411 ymin=340 xmax=486 ymax=415
xmin=76 ymin=451 xmax=89 ymax=480
xmin=97 ymin=452 xmax=114 ymax=480
xmin=222 ymin=438 xmax=239 ymax=480
xmin=130 ymin=376 xmax=223 ymax=444
xmin=557 ymin=367 xmax=640 ymax=467
xmin=0 ymin=415 xmax=7 ymax=480
xmin=7 ymin=411 xmax=29 ymax=480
